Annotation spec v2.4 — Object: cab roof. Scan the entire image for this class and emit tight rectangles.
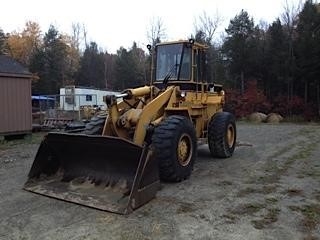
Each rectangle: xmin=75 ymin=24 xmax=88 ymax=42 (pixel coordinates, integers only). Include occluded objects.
xmin=156 ymin=40 xmax=209 ymax=50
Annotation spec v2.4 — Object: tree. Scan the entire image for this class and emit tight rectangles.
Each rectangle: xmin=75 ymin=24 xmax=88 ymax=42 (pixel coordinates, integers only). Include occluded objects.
xmin=71 ymin=22 xmax=86 ymax=52
xmin=223 ymin=10 xmax=256 ymax=94
xmin=296 ymin=0 xmax=320 ymax=85
xmin=281 ymin=0 xmax=300 ymax=104
xmin=265 ymin=18 xmax=289 ymax=98
xmin=0 ymin=28 xmax=8 ymax=54
xmin=113 ymin=47 xmax=131 ymax=90
xmin=104 ymin=52 xmax=116 ymax=89
xmin=61 ymin=33 xmax=80 ymax=85
xmin=130 ymin=42 xmax=147 ymax=85
xmin=295 ymin=0 xmax=320 ymax=115
xmin=76 ymin=42 xmax=105 ymax=88
xmin=147 ymin=17 xmax=166 ymax=47
xmin=7 ymin=21 xmax=42 ymax=66
xmin=112 ymin=42 xmax=147 ymax=90
xmin=30 ymin=25 xmax=69 ymax=94
xmin=194 ymin=10 xmax=222 ymax=44
xmin=192 ymin=11 xmax=224 ymax=84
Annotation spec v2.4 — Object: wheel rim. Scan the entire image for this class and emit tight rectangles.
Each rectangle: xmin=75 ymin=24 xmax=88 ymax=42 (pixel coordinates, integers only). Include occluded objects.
xmin=227 ymin=124 xmax=235 ymax=148
xmin=177 ymin=134 xmax=192 ymax=166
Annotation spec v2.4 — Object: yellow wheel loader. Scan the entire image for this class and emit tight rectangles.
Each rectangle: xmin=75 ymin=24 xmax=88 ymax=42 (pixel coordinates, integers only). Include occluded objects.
xmin=24 ymin=39 xmax=236 ymax=214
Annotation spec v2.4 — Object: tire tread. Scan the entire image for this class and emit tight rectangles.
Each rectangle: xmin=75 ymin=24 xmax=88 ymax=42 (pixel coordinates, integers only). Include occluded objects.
xmin=152 ymin=115 xmax=197 ymax=182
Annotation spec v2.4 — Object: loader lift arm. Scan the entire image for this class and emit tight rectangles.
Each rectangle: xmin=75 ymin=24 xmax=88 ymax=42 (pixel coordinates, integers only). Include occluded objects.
xmin=103 ymin=85 xmax=175 ymax=146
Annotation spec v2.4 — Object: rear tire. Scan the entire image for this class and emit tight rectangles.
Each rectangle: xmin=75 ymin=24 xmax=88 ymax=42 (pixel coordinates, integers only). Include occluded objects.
xmin=84 ymin=114 xmax=107 ymax=135
xmin=152 ymin=115 xmax=197 ymax=182
xmin=208 ymin=112 xmax=236 ymax=158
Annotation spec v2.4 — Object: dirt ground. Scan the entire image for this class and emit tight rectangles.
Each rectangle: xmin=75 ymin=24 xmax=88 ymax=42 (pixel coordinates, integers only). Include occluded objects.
xmin=0 ymin=122 xmax=319 ymax=240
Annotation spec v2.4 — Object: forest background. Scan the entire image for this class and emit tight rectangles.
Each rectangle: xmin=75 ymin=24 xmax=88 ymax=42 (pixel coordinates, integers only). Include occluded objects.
xmin=0 ymin=0 xmax=319 ymax=120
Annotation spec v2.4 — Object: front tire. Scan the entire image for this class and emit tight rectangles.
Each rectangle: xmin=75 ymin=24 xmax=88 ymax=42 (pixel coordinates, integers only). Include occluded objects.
xmin=208 ymin=112 xmax=236 ymax=158
xmin=152 ymin=115 xmax=197 ymax=182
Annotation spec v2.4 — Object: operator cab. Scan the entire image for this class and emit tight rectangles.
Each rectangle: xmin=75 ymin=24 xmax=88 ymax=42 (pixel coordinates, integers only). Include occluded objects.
xmin=153 ymin=40 xmax=218 ymax=91
xmin=156 ymin=42 xmax=192 ymax=81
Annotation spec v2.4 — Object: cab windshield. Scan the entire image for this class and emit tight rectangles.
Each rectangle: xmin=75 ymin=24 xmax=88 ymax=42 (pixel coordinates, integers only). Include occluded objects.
xmin=155 ymin=43 xmax=191 ymax=81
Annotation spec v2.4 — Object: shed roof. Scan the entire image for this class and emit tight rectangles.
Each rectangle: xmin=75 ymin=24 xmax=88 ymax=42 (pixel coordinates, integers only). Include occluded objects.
xmin=0 ymin=55 xmax=31 ymax=76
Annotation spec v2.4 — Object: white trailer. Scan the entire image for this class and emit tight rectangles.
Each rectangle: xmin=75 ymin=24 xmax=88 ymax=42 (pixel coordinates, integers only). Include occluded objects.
xmin=59 ymin=86 xmax=119 ymax=111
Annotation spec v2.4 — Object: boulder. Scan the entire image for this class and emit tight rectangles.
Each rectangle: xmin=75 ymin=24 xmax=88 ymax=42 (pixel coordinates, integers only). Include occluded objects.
xmin=266 ymin=113 xmax=283 ymax=123
xmin=247 ymin=112 xmax=267 ymax=123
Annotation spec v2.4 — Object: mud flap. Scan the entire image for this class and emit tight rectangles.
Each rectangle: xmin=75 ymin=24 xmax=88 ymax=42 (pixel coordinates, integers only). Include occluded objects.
xmin=24 ymin=132 xmax=160 ymax=214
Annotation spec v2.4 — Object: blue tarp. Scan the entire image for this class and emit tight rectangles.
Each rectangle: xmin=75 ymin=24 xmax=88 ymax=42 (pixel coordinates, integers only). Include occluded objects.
xmin=32 ymin=96 xmax=55 ymax=101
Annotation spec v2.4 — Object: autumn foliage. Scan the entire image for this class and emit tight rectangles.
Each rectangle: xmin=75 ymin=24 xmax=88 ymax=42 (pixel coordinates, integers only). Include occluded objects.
xmin=224 ymin=80 xmax=318 ymax=120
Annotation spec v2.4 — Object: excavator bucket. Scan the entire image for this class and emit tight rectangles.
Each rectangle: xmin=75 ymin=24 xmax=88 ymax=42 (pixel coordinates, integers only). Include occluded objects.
xmin=23 ymin=132 xmax=160 ymax=214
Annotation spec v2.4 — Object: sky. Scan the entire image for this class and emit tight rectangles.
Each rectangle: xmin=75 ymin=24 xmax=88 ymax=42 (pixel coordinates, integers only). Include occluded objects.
xmin=1 ymin=0 xmax=303 ymax=54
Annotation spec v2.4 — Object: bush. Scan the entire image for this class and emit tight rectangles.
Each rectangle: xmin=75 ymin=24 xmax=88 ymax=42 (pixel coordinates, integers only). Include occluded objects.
xmin=224 ymin=80 xmax=319 ymax=121
xmin=271 ymin=95 xmax=318 ymax=121
xmin=225 ymin=80 xmax=271 ymax=118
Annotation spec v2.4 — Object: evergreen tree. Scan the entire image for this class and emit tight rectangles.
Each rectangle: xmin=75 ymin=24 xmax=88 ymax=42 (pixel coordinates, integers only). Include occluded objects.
xmin=30 ymin=25 xmax=69 ymax=94
xmin=104 ymin=52 xmax=116 ymax=90
xmin=76 ymin=42 xmax=105 ymax=88
xmin=113 ymin=42 xmax=147 ymax=90
xmin=130 ymin=42 xmax=147 ymax=86
xmin=113 ymin=47 xmax=133 ymax=90
xmin=223 ymin=10 xmax=255 ymax=94
xmin=265 ymin=19 xmax=289 ymax=98
xmin=295 ymin=0 xmax=320 ymax=106
xmin=0 ymin=28 xmax=7 ymax=54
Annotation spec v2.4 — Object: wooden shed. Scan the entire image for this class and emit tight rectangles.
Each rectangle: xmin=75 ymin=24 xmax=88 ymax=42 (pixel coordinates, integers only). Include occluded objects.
xmin=0 ymin=55 xmax=32 ymax=137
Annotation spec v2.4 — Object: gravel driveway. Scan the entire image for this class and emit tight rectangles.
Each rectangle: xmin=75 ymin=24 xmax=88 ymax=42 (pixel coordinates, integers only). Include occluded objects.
xmin=0 ymin=122 xmax=319 ymax=240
